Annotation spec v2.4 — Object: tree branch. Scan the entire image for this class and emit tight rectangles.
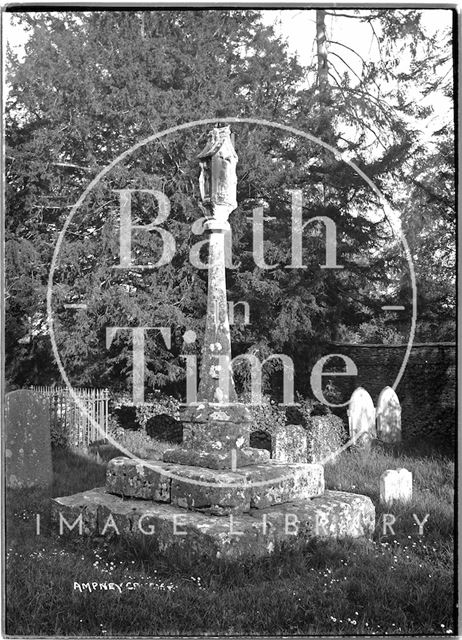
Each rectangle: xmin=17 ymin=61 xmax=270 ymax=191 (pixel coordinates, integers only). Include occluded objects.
xmin=328 ymin=40 xmax=368 ymax=68
xmin=52 ymin=162 xmax=96 ymax=171
xmin=324 ymin=11 xmax=366 ymax=19
xmin=328 ymin=50 xmax=363 ymax=84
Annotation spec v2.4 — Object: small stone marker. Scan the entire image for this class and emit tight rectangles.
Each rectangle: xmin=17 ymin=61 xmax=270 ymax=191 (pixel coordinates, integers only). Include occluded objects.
xmin=376 ymin=386 xmax=401 ymax=443
xmin=273 ymin=424 xmax=307 ymax=463
xmin=306 ymin=415 xmax=345 ymax=464
xmin=347 ymin=387 xmax=376 ymax=449
xmin=380 ymin=468 xmax=412 ymax=506
xmin=5 ymin=389 xmax=52 ymax=488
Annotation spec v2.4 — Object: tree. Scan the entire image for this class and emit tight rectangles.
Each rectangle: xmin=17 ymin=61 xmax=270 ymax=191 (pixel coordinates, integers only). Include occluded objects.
xmin=5 ymin=9 xmax=304 ymax=390
xmin=394 ymin=121 xmax=455 ymax=341
xmin=5 ymin=8 xmax=454 ymax=398
xmin=292 ymin=8 xmax=455 ymax=345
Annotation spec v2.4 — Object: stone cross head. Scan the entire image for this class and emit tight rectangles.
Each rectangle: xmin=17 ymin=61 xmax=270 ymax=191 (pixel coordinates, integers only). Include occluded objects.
xmin=197 ymin=126 xmax=238 ymax=228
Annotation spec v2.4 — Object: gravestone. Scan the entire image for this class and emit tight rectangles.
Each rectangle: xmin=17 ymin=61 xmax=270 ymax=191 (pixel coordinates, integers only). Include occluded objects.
xmin=250 ymin=424 xmax=307 ymax=463
xmin=380 ymin=468 xmax=412 ymax=505
xmin=273 ymin=424 xmax=307 ymax=463
xmin=376 ymin=386 xmax=401 ymax=443
xmin=145 ymin=414 xmax=183 ymax=443
xmin=347 ymin=387 xmax=376 ymax=450
xmin=5 ymin=389 xmax=52 ymax=488
xmin=306 ymin=415 xmax=345 ymax=463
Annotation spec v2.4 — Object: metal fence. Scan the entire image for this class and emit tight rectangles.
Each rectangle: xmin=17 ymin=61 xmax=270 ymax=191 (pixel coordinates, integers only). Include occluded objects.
xmin=30 ymin=386 xmax=110 ymax=446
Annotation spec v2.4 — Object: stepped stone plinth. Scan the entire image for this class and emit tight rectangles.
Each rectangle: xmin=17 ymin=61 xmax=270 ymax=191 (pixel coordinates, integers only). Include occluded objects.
xmin=165 ymin=398 xmax=268 ymax=471
xmin=51 ymin=487 xmax=375 ymax=559
xmin=50 ymin=126 xmax=376 ymax=558
xmin=164 ymin=402 xmax=274 ymax=469
xmin=163 ymin=446 xmax=270 ymax=470
xmin=106 ymin=457 xmax=324 ymax=516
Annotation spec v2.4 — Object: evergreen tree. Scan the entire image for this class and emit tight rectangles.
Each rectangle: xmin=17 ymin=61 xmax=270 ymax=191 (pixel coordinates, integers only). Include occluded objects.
xmin=5 ymin=8 xmax=454 ymax=397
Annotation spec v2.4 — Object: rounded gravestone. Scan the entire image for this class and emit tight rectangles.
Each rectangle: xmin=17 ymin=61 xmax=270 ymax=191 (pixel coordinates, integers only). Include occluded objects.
xmin=347 ymin=387 xmax=376 ymax=450
xmin=145 ymin=413 xmax=183 ymax=443
xmin=5 ymin=389 xmax=52 ymax=488
xmin=376 ymin=386 xmax=401 ymax=443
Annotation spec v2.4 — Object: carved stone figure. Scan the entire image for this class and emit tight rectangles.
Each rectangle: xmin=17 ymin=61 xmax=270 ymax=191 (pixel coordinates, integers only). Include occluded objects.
xmin=197 ymin=125 xmax=238 ymax=228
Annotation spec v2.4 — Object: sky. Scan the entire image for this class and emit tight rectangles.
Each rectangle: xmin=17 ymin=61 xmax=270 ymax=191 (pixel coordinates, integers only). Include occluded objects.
xmin=4 ymin=8 xmax=453 ymax=291
xmin=260 ymin=8 xmax=452 ymax=69
xmin=260 ymin=8 xmax=453 ymax=139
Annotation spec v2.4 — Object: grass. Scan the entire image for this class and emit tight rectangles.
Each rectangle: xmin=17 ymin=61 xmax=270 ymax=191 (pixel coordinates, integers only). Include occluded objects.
xmin=6 ymin=442 xmax=455 ymax=636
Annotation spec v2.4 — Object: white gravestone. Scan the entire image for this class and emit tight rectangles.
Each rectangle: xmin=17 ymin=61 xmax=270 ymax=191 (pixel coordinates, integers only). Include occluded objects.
xmin=5 ymin=389 xmax=52 ymax=488
xmin=347 ymin=387 xmax=376 ymax=449
xmin=380 ymin=468 xmax=412 ymax=506
xmin=376 ymin=386 xmax=401 ymax=443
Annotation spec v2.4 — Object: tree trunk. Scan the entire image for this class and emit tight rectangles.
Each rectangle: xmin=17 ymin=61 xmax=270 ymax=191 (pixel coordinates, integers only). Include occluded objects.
xmin=316 ymin=9 xmax=329 ymax=98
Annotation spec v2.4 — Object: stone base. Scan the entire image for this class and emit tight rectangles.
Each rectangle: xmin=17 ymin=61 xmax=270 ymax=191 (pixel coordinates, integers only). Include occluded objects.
xmin=163 ymin=446 xmax=270 ymax=470
xmin=51 ymin=488 xmax=375 ymax=559
xmin=106 ymin=457 xmax=324 ymax=515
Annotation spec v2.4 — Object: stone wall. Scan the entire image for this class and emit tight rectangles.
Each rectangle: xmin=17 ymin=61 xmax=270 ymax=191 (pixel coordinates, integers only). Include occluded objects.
xmin=324 ymin=342 xmax=456 ymax=446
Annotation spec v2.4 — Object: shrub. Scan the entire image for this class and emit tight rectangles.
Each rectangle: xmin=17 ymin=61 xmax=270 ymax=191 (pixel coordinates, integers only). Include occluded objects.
xmin=136 ymin=394 xmax=181 ymax=430
xmin=51 ymin=417 xmax=90 ymax=449
xmin=107 ymin=426 xmax=176 ymax=460
xmin=337 ymin=319 xmax=405 ymax=344
xmin=285 ymin=398 xmax=329 ymax=424
xmin=112 ymin=405 xmax=139 ymax=430
xmin=107 ymin=415 xmax=125 ymax=444
xmin=107 ymin=394 xmax=183 ymax=452
xmin=243 ymin=393 xmax=287 ymax=435
xmin=50 ymin=418 xmax=69 ymax=449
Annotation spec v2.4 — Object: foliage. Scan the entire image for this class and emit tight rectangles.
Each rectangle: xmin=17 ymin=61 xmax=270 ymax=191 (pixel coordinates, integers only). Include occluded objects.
xmin=50 ymin=415 xmax=104 ymax=451
xmin=243 ymin=393 xmax=287 ymax=436
xmin=5 ymin=9 xmax=304 ymax=390
xmin=106 ymin=419 xmax=125 ymax=443
xmin=111 ymin=405 xmax=138 ymax=431
xmin=394 ymin=122 xmax=456 ymax=341
xmin=107 ymin=422 xmax=176 ymax=458
xmin=49 ymin=417 xmax=69 ymax=449
xmin=301 ymin=9 xmax=455 ymax=348
xmin=5 ymin=9 xmax=454 ymax=395
xmin=109 ymin=393 xmax=182 ymax=443
xmin=135 ymin=394 xmax=181 ymax=429
xmin=336 ymin=318 xmax=405 ymax=344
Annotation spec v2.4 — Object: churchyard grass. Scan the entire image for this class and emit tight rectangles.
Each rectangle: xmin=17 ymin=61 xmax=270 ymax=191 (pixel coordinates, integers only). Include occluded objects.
xmin=6 ymin=443 xmax=454 ymax=636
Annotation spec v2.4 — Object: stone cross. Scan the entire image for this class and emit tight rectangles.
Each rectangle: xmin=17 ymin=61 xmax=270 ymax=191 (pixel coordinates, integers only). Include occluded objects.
xmin=197 ymin=125 xmax=238 ymax=404
xmin=163 ymin=126 xmax=269 ymax=470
